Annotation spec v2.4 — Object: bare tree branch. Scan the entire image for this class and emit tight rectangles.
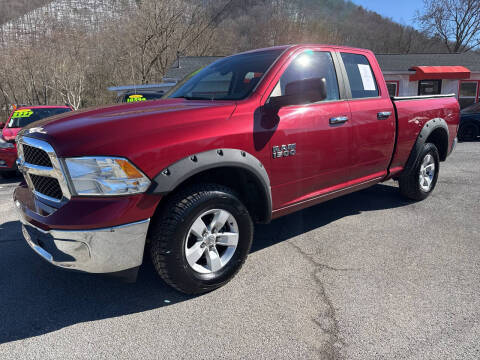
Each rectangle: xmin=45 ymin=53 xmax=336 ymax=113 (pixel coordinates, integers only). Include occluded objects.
xmin=416 ymin=0 xmax=480 ymax=52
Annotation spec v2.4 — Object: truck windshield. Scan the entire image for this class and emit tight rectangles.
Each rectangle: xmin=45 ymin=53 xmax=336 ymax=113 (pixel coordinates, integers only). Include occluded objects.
xmin=167 ymin=49 xmax=285 ymax=101
xmin=8 ymin=107 xmax=71 ymax=128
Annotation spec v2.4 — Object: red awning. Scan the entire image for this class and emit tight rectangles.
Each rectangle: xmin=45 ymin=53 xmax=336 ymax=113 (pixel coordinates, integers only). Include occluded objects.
xmin=409 ymin=66 xmax=471 ymax=81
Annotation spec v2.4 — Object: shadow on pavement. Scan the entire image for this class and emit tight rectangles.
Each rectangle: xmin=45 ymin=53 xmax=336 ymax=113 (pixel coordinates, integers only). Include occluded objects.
xmin=252 ymin=183 xmax=410 ymax=252
xmin=0 ymin=220 xmax=22 ymax=242
xmin=0 ymin=174 xmax=21 ymax=185
xmin=0 ymin=183 xmax=410 ymax=344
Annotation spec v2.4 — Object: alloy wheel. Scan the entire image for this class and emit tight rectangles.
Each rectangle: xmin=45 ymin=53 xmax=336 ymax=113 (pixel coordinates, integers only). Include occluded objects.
xmin=185 ymin=209 xmax=239 ymax=274
xmin=419 ymin=153 xmax=435 ymax=192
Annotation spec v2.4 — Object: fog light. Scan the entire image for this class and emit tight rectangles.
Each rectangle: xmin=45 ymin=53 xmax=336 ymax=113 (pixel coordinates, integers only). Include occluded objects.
xmin=0 ymin=160 xmax=6 ymax=166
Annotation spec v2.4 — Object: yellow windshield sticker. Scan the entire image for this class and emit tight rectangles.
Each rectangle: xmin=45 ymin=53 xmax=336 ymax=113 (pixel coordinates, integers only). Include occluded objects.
xmin=12 ymin=109 xmax=33 ymax=118
xmin=127 ymin=94 xmax=146 ymax=103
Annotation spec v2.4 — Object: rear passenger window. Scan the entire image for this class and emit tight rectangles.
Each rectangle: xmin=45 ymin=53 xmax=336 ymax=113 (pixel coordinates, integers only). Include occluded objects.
xmin=270 ymin=51 xmax=339 ymax=102
xmin=341 ymin=53 xmax=379 ymax=99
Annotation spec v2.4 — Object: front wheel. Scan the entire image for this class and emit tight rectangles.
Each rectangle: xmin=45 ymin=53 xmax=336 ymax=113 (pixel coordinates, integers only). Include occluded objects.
xmin=149 ymin=184 xmax=253 ymax=294
xmin=399 ymin=143 xmax=440 ymax=201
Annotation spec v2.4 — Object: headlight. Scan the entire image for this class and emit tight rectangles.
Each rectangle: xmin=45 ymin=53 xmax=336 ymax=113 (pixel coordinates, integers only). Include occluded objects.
xmin=65 ymin=157 xmax=151 ymax=196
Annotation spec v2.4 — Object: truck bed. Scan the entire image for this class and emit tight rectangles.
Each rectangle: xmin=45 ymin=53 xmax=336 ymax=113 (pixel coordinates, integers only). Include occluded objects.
xmin=389 ymin=94 xmax=459 ymax=172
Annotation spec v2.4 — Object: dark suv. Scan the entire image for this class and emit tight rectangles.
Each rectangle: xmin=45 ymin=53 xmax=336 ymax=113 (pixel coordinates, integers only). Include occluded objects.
xmin=459 ymin=102 xmax=480 ymax=141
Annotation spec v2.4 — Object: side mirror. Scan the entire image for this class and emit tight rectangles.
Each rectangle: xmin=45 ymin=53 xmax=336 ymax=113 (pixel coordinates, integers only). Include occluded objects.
xmin=268 ymin=77 xmax=327 ymax=109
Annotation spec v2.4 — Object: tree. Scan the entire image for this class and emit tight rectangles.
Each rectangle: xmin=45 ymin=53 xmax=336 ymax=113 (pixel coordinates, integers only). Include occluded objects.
xmin=416 ymin=0 xmax=480 ymax=53
xmin=119 ymin=0 xmax=232 ymax=84
xmin=0 ymin=0 xmax=453 ymax=120
xmin=47 ymin=32 xmax=89 ymax=110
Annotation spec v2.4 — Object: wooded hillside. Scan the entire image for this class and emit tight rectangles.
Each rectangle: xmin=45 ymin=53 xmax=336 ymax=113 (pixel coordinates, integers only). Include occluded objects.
xmin=0 ymin=0 xmax=448 ymax=120
xmin=0 ymin=0 xmax=51 ymax=25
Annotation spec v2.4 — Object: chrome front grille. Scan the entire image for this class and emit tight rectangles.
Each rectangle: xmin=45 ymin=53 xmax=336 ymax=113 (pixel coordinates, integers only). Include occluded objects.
xmin=22 ymin=144 xmax=52 ymax=167
xmin=16 ymin=136 xmax=71 ymax=204
xmin=29 ymin=174 xmax=63 ymax=200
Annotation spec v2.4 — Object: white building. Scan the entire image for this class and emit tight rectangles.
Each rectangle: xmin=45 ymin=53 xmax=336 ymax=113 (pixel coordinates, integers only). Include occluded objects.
xmin=376 ymin=53 xmax=480 ymax=108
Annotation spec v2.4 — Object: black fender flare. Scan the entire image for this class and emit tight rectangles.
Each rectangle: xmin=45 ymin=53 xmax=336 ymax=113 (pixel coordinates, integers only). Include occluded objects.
xmin=148 ymin=148 xmax=272 ymax=221
xmin=402 ymin=117 xmax=449 ymax=176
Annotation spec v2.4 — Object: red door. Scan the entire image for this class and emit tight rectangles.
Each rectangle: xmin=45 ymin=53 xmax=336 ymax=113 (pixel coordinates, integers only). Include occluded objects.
xmin=269 ymin=101 xmax=352 ymax=209
xmin=339 ymin=51 xmax=395 ymax=181
xmin=260 ymin=49 xmax=353 ymax=209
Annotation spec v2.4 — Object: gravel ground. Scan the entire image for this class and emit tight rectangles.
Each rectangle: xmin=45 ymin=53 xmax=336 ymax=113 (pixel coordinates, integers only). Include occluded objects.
xmin=0 ymin=142 xmax=479 ymax=359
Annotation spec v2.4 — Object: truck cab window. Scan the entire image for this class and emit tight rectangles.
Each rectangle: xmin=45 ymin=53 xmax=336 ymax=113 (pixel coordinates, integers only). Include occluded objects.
xmin=270 ymin=51 xmax=339 ymax=102
xmin=341 ymin=52 xmax=379 ymax=99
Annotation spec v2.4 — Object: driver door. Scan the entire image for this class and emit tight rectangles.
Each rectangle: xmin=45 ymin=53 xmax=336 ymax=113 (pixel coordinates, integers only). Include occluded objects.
xmin=264 ymin=49 xmax=352 ymax=210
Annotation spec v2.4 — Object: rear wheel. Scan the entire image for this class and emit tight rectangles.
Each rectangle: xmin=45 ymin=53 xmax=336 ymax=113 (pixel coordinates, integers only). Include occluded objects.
xmin=149 ymin=184 xmax=253 ymax=294
xmin=399 ymin=143 xmax=440 ymax=201
xmin=458 ymin=123 xmax=478 ymax=142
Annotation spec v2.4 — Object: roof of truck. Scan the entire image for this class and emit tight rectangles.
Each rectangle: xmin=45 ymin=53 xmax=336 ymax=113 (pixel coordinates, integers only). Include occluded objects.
xmin=164 ymin=45 xmax=377 ymax=81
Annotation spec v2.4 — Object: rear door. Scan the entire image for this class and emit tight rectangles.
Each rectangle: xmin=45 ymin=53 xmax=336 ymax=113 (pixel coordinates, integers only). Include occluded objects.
xmin=263 ymin=48 xmax=352 ymax=209
xmin=338 ymin=51 xmax=395 ymax=181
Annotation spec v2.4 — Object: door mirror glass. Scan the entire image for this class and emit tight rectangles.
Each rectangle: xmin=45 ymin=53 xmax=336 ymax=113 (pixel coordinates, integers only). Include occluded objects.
xmin=269 ymin=77 xmax=327 ymax=108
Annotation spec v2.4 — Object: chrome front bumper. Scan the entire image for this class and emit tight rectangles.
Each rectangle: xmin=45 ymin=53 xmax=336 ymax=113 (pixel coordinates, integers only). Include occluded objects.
xmin=17 ymin=209 xmax=150 ymax=274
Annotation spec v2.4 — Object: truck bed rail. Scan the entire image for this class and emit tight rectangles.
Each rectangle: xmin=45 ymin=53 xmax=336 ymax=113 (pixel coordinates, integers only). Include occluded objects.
xmin=392 ymin=94 xmax=456 ymax=101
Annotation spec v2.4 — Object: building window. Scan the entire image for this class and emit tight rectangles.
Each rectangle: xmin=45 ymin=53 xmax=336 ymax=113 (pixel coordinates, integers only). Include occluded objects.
xmin=418 ymin=80 xmax=442 ymax=96
xmin=386 ymin=81 xmax=399 ymax=97
xmin=458 ymin=81 xmax=479 ymax=109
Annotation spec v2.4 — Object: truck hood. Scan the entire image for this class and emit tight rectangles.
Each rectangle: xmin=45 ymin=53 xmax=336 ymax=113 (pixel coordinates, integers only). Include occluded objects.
xmin=2 ymin=127 xmax=21 ymax=142
xmin=21 ymin=98 xmax=237 ymax=160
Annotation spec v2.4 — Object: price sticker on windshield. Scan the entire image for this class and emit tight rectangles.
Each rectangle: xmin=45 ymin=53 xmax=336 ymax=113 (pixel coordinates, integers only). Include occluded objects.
xmin=12 ymin=109 xmax=33 ymax=118
xmin=127 ymin=94 xmax=146 ymax=103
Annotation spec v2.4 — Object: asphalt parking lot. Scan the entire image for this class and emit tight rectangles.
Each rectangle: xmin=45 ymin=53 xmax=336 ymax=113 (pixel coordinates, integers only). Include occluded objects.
xmin=0 ymin=142 xmax=479 ymax=359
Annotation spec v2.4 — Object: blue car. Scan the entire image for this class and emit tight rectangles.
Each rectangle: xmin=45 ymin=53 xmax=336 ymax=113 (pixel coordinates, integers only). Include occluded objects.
xmin=459 ymin=103 xmax=480 ymax=141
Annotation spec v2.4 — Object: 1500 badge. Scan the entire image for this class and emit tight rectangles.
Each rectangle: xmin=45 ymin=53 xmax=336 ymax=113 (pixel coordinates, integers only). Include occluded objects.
xmin=272 ymin=144 xmax=296 ymax=159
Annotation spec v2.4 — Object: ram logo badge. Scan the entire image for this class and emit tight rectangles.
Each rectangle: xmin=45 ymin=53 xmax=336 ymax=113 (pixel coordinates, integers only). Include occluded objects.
xmin=272 ymin=144 xmax=296 ymax=159
xmin=26 ymin=127 xmax=47 ymax=135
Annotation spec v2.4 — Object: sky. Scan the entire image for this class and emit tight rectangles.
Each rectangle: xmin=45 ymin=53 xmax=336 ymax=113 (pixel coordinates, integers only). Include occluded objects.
xmin=349 ymin=0 xmax=424 ymax=27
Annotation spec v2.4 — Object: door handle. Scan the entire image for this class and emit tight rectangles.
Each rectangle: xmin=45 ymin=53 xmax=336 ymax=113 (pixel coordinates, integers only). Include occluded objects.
xmin=377 ymin=111 xmax=391 ymax=120
xmin=329 ymin=116 xmax=349 ymax=125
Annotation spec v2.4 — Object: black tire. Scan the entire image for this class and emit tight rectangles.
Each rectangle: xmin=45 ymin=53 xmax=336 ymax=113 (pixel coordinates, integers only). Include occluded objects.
xmin=458 ymin=123 xmax=479 ymax=142
xmin=149 ymin=184 xmax=253 ymax=294
xmin=399 ymin=143 xmax=440 ymax=201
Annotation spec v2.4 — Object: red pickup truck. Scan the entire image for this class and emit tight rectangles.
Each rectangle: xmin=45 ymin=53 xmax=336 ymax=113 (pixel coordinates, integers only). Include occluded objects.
xmin=14 ymin=45 xmax=459 ymax=294
xmin=0 ymin=105 xmax=72 ymax=177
